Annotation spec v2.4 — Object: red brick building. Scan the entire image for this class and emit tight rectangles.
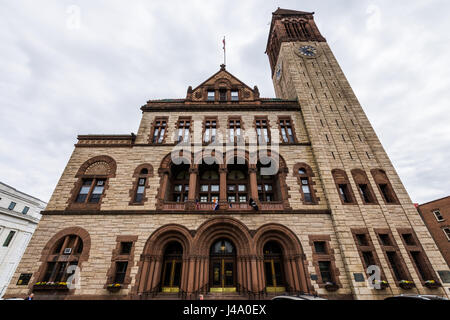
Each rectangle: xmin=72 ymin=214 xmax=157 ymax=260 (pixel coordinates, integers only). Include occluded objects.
xmin=418 ymin=197 xmax=450 ymax=267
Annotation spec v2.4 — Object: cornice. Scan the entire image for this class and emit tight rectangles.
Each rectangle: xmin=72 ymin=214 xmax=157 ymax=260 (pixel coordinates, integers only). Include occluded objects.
xmin=41 ymin=209 xmax=331 ymax=216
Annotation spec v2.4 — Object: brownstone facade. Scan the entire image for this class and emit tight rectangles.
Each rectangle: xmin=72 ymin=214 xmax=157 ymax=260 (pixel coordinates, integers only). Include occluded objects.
xmin=418 ymin=196 xmax=450 ymax=268
xmin=4 ymin=8 xmax=449 ymax=300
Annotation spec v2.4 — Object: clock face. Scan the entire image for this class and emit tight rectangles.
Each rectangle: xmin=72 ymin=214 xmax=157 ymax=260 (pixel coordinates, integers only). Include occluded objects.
xmin=275 ymin=61 xmax=282 ymax=81
xmin=299 ymin=45 xmax=317 ymax=58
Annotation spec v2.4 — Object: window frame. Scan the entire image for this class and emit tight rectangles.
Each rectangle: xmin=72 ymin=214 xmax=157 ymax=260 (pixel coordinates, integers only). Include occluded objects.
xmin=255 ymin=116 xmax=271 ymax=145
xmin=374 ymin=229 xmax=412 ymax=285
xmin=371 ymin=169 xmax=399 ymax=205
xmin=129 ymin=164 xmax=153 ymax=205
xmin=198 ymin=167 xmax=220 ymax=203
xmin=230 ymin=90 xmax=239 ymax=101
xmin=228 ymin=117 xmax=243 ymax=144
xmin=308 ymin=235 xmax=340 ymax=287
xmin=332 ymin=169 xmax=356 ymax=205
xmin=203 ymin=117 xmax=218 ymax=145
xmin=149 ymin=117 xmax=168 ymax=144
xmin=176 ymin=117 xmax=191 ymax=143
xmin=433 ymin=210 xmax=444 ymax=222
xmin=397 ymin=228 xmax=438 ymax=284
xmin=68 ymin=156 xmax=117 ymax=211
xmin=75 ymin=178 xmax=107 ymax=204
xmin=3 ymin=230 xmax=16 ymax=247
xmin=443 ymin=227 xmax=450 ymax=241
xmin=294 ymin=163 xmax=317 ymax=205
xmin=278 ymin=116 xmax=297 ymax=144
xmin=8 ymin=202 xmax=16 ymax=210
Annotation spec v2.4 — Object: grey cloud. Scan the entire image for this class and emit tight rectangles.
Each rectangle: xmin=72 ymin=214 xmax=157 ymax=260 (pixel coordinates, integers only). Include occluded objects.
xmin=0 ymin=0 xmax=448 ymax=204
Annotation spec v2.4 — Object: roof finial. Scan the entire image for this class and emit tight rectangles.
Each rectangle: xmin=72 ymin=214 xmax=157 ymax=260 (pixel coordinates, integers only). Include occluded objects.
xmin=220 ymin=64 xmax=226 ymax=71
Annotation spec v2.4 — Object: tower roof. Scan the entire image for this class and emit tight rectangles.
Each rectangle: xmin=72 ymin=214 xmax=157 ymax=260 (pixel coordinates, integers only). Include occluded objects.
xmin=272 ymin=8 xmax=314 ymax=16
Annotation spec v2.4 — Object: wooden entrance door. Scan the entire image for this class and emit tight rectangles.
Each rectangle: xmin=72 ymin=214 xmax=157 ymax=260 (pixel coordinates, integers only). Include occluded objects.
xmin=161 ymin=242 xmax=183 ymax=293
xmin=209 ymin=239 xmax=236 ymax=292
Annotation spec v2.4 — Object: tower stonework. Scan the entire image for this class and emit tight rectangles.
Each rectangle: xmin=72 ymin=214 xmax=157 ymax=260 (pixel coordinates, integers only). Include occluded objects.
xmin=268 ymin=8 xmax=449 ymax=297
xmin=4 ymin=8 xmax=449 ymax=300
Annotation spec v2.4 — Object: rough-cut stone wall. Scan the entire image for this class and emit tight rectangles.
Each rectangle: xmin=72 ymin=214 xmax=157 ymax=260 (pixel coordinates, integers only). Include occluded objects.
xmin=6 ymin=213 xmax=343 ymax=298
xmin=272 ymin=40 xmax=449 ymax=298
xmin=46 ymin=110 xmax=327 ymax=213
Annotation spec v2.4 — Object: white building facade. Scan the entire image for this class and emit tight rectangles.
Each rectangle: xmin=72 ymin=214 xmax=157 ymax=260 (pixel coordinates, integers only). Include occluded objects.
xmin=0 ymin=182 xmax=46 ymax=298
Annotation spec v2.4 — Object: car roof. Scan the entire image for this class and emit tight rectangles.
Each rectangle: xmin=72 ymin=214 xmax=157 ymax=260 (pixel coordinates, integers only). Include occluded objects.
xmin=385 ymin=294 xmax=448 ymax=300
xmin=272 ymin=294 xmax=327 ymax=300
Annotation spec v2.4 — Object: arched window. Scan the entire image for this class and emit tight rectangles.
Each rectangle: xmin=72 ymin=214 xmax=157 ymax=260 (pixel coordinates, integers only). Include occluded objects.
xmin=130 ymin=164 xmax=153 ymax=205
xmin=198 ymin=164 xmax=220 ymax=203
xmin=263 ymin=241 xmax=285 ymax=291
xmin=294 ymin=163 xmax=317 ymax=204
xmin=257 ymin=161 xmax=279 ymax=202
xmin=69 ymin=156 xmax=116 ymax=209
xmin=371 ymin=169 xmax=399 ymax=204
xmin=41 ymin=235 xmax=84 ymax=283
xmin=169 ymin=164 xmax=190 ymax=203
xmin=332 ymin=169 xmax=356 ymax=204
xmin=351 ymin=169 xmax=377 ymax=204
xmin=227 ymin=160 xmax=249 ymax=204
xmin=161 ymin=242 xmax=183 ymax=292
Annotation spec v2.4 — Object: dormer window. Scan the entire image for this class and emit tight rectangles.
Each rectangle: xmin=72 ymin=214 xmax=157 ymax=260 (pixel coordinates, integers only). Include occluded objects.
xmin=231 ymin=90 xmax=239 ymax=101
xmin=207 ymin=90 xmax=215 ymax=101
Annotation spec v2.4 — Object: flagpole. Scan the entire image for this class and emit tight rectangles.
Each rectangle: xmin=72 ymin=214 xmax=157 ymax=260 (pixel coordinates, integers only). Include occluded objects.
xmin=223 ymin=36 xmax=226 ymax=66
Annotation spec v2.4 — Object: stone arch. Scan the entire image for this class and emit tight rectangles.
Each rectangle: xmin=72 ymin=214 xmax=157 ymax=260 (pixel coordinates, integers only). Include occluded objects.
xmin=193 ymin=149 xmax=224 ymax=166
xmin=75 ymin=155 xmax=117 ymax=178
xmin=253 ymin=224 xmax=312 ymax=293
xmin=253 ymin=223 xmax=304 ymax=256
xmin=68 ymin=156 xmax=116 ymax=209
xmin=32 ymin=227 xmax=91 ymax=293
xmin=224 ymin=149 xmax=252 ymax=166
xmin=142 ymin=224 xmax=193 ymax=257
xmin=134 ymin=224 xmax=193 ymax=295
xmin=40 ymin=226 xmax=91 ymax=262
xmin=159 ymin=152 xmax=193 ymax=170
xmin=193 ymin=217 xmax=253 ymax=256
xmin=133 ymin=163 xmax=154 ymax=176
xmin=255 ymin=149 xmax=288 ymax=173
xmin=192 ymin=217 xmax=254 ymax=294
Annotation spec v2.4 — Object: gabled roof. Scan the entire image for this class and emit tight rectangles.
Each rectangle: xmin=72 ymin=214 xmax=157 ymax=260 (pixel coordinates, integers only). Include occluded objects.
xmin=190 ymin=64 xmax=254 ymax=93
xmin=186 ymin=64 xmax=260 ymax=102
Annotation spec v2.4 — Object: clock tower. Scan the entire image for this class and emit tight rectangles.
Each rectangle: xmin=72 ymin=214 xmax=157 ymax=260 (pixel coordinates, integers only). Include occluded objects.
xmin=267 ymin=8 xmax=449 ymax=298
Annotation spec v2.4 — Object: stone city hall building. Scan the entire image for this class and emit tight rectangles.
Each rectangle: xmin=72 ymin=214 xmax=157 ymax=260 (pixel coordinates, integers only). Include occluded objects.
xmin=5 ymin=8 xmax=450 ymax=300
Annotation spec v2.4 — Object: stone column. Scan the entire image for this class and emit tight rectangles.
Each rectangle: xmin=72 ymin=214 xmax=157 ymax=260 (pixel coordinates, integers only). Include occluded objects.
xmin=296 ymin=254 xmax=310 ymax=293
xmin=248 ymin=166 xmax=259 ymax=206
xmin=186 ymin=166 xmax=198 ymax=210
xmin=219 ymin=165 xmax=228 ymax=209
xmin=150 ymin=257 xmax=162 ymax=291
xmin=157 ymin=168 xmax=170 ymax=209
xmin=278 ymin=167 xmax=291 ymax=209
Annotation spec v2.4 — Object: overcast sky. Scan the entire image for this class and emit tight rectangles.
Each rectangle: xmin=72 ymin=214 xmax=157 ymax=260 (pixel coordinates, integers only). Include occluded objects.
xmin=0 ymin=0 xmax=449 ymax=204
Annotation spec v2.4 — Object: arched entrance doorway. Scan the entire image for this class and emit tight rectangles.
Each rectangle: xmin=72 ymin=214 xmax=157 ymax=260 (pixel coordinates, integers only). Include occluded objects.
xmin=161 ymin=242 xmax=183 ymax=293
xmin=263 ymin=241 xmax=285 ymax=293
xmin=210 ymin=239 xmax=236 ymax=292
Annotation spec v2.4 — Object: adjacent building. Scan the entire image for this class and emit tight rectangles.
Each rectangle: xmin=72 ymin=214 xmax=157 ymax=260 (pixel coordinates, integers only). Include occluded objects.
xmin=4 ymin=8 xmax=449 ymax=300
xmin=0 ymin=182 xmax=46 ymax=298
xmin=417 ymin=197 xmax=450 ymax=268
